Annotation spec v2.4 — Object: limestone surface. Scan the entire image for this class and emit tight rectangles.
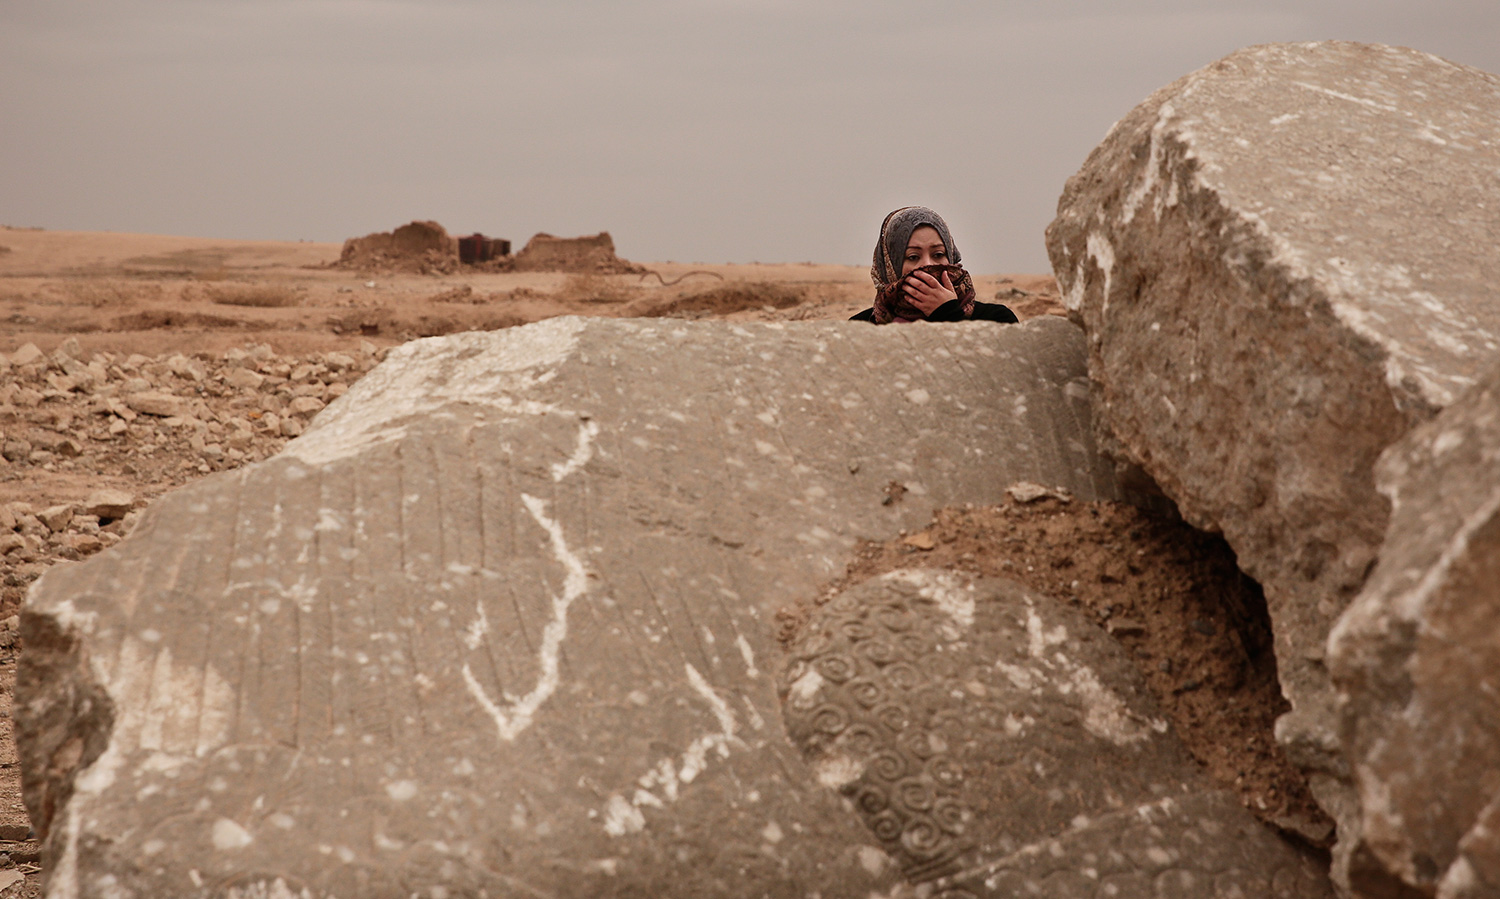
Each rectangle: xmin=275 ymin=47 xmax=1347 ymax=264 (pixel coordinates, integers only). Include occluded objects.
xmin=1330 ymin=360 xmax=1500 ymax=898
xmin=1046 ymin=40 xmax=1500 ymax=880
xmin=19 ymin=316 xmax=1119 ymax=898
xmin=781 ymin=572 xmax=1332 ymax=897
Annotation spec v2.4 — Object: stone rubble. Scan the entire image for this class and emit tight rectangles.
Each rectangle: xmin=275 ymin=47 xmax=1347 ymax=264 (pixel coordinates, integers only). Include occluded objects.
xmin=0 ymin=336 xmax=386 ymax=592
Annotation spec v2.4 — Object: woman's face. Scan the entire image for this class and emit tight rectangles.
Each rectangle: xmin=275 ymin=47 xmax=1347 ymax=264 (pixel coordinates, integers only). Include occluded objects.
xmin=901 ymin=225 xmax=949 ymax=276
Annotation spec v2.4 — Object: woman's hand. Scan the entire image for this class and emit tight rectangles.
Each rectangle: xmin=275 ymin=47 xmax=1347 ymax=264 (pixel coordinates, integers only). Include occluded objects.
xmin=902 ymin=269 xmax=958 ymax=316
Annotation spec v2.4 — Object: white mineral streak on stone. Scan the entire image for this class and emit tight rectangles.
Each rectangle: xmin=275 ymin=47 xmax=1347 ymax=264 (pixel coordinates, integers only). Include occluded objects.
xmin=612 ymin=664 xmax=742 ymax=827
xmin=1069 ymin=663 xmax=1153 ymax=746
xmin=815 ymin=755 xmax=864 ymax=789
xmin=283 ymin=317 xmax=586 ymax=465
xmin=1021 ymin=600 xmax=1155 ymax=745
xmin=462 ymin=492 xmax=589 ymax=742
xmin=221 ymin=879 xmax=323 ymax=899
xmin=551 ymin=419 xmax=600 ymax=482
xmin=1121 ymin=103 xmax=1173 ymax=225
xmin=213 ymin=817 xmax=255 ymax=850
xmin=1025 ymin=605 xmax=1068 ymax=661
xmin=678 ymin=663 xmax=739 ymax=784
xmin=888 ymin=570 xmax=974 ymax=636
xmin=385 ymin=780 xmax=419 ymax=802
xmin=602 ymin=794 xmax=645 ymax=837
xmin=735 ymin=633 xmax=759 ymax=678
xmin=1291 ymin=80 xmax=1399 ymax=112
xmin=1087 ymin=233 xmax=1117 ymax=314
xmin=462 ymin=601 xmax=489 ymax=650
xmin=788 ymin=667 xmax=825 ymax=706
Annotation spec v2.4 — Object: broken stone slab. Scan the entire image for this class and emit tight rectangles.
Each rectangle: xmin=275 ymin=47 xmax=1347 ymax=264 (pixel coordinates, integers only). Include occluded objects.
xmin=1046 ymin=40 xmax=1500 ymax=879
xmin=123 ymin=391 xmax=185 ymax=418
xmin=781 ymin=571 xmax=1331 ymax=896
xmin=80 ymin=489 xmax=134 ymax=520
xmin=19 ymin=315 xmax=1122 ymax=898
xmin=1328 ymin=360 xmax=1500 ymax=898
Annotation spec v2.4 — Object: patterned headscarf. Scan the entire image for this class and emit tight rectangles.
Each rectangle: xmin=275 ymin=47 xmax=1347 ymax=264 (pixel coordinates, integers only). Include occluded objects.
xmin=869 ymin=206 xmax=976 ymax=324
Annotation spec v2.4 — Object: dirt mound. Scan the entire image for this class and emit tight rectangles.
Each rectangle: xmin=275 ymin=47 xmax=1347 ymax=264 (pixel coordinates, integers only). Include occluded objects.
xmin=625 ymin=281 xmax=805 ymax=319
xmin=337 ymin=221 xmax=458 ymax=274
xmin=512 ymin=231 xmax=644 ymax=274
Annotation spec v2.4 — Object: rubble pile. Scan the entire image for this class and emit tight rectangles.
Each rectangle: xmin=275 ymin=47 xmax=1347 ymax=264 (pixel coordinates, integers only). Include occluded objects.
xmin=0 ymin=337 xmax=382 ymax=580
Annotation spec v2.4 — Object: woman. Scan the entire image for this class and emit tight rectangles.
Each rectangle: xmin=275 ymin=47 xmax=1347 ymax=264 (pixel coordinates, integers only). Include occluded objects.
xmin=850 ymin=206 xmax=1019 ymax=324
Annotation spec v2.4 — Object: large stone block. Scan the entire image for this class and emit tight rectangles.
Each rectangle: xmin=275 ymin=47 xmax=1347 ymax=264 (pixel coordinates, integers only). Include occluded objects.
xmin=19 ymin=316 xmax=1121 ymax=898
xmin=1046 ymin=40 xmax=1500 ymax=882
xmin=781 ymin=571 xmax=1332 ymax=897
xmin=1330 ymin=361 xmax=1500 ymax=898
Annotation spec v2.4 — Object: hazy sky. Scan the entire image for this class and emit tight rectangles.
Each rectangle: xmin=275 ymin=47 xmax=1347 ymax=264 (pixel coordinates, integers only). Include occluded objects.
xmin=4 ymin=1 xmax=1498 ymax=272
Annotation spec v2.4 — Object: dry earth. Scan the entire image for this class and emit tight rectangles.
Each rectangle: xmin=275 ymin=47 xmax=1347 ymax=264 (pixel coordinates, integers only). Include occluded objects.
xmin=0 ymin=227 xmax=1321 ymax=895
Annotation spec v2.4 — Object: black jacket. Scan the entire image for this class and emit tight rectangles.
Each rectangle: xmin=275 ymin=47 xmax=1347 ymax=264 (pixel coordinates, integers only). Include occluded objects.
xmin=849 ymin=300 xmax=1019 ymax=323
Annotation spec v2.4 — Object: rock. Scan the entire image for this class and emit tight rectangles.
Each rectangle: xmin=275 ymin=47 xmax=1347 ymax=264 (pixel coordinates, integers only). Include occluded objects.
xmin=782 ymin=572 xmax=1331 ymax=895
xmin=1046 ymin=40 xmax=1500 ymax=885
xmin=286 ymin=396 xmax=325 ymax=417
xmin=81 ymin=489 xmax=135 ymax=520
xmin=8 ymin=344 xmax=43 ymax=367
xmin=1329 ymin=361 xmax=1500 ymax=897
xmin=1005 ymin=481 xmax=1072 ymax=504
xmin=54 ymin=337 xmax=82 ymax=363
xmin=19 ymin=316 xmax=1122 ymax=897
xmin=0 ymin=535 xmax=23 ymax=556
xmin=224 ymin=367 xmax=265 ymax=390
xmin=36 ymin=505 xmax=73 ymax=533
xmin=124 ymin=391 xmax=186 ymax=418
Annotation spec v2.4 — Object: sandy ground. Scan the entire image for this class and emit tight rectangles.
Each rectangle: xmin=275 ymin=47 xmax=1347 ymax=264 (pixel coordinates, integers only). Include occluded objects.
xmin=0 ymin=226 xmax=1324 ymax=895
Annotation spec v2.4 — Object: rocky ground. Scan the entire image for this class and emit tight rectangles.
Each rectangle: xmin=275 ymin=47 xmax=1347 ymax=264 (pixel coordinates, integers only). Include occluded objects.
xmin=0 ymin=228 xmax=1323 ymax=895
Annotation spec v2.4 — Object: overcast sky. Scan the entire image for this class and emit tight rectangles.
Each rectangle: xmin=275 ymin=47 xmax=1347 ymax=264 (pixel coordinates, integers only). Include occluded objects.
xmin=4 ymin=1 xmax=1498 ymax=273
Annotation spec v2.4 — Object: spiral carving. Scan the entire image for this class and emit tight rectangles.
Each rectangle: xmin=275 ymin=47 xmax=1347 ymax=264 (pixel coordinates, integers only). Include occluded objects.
xmin=869 ymin=751 xmax=908 ymax=782
xmin=896 ymin=777 xmax=935 ymax=812
xmin=884 ymin=661 xmax=924 ymax=691
xmin=875 ymin=604 xmax=917 ymax=632
xmin=815 ymin=653 xmax=858 ymax=684
xmin=810 ymin=703 xmax=850 ymax=735
xmin=780 ymin=574 xmax=986 ymax=881
xmin=857 ymin=638 xmax=901 ymax=666
xmin=874 ymin=702 xmax=910 ymax=733
xmin=847 ymin=677 xmax=885 ymax=709
xmin=933 ymin=797 xmax=967 ymax=834
xmin=854 ymin=785 xmax=889 ymax=815
xmin=899 ymin=816 xmax=947 ymax=858
xmin=827 ymin=592 xmax=863 ymax=614
xmin=870 ymin=810 xmax=904 ymax=842
xmin=928 ymin=755 xmax=964 ymax=787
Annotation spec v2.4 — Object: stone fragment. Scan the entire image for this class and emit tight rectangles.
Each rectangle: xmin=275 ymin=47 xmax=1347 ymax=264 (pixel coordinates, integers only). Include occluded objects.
xmin=782 ymin=572 xmax=1331 ymax=895
xmin=36 ymin=505 xmax=73 ymax=533
xmin=0 ymin=535 xmax=23 ymax=556
xmin=224 ymin=367 xmax=264 ymax=390
xmin=8 ymin=344 xmax=43 ymax=366
xmin=20 ymin=316 xmax=1122 ymax=897
xmin=1046 ymin=40 xmax=1500 ymax=883
xmin=124 ymin=391 xmax=185 ymax=418
xmin=1005 ymin=481 xmax=1072 ymax=504
xmin=286 ymin=396 xmax=325 ymax=416
xmin=1329 ymin=361 xmax=1500 ymax=897
xmin=81 ymin=489 xmax=134 ymax=520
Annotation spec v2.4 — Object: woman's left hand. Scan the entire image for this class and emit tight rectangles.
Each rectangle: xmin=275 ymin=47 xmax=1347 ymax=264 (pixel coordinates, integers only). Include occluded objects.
xmin=903 ymin=269 xmax=958 ymax=316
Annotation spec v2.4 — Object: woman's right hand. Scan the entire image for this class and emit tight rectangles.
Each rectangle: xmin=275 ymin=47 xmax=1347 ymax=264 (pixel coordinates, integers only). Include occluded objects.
xmin=902 ymin=269 xmax=957 ymax=316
